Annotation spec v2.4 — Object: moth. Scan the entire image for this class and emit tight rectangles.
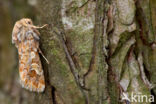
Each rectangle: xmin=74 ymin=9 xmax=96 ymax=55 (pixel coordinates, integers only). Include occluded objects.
xmin=12 ymin=18 xmax=49 ymax=92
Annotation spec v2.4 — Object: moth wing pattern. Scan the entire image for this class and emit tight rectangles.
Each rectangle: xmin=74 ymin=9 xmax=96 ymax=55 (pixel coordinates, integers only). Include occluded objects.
xmin=12 ymin=21 xmax=22 ymax=47
xmin=12 ymin=18 xmax=45 ymax=92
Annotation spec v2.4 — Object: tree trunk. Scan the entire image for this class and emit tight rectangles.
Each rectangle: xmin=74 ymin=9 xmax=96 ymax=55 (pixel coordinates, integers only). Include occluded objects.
xmin=0 ymin=0 xmax=156 ymax=104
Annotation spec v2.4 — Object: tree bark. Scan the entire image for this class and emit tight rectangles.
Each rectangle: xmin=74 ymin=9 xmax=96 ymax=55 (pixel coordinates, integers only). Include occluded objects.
xmin=0 ymin=0 xmax=156 ymax=104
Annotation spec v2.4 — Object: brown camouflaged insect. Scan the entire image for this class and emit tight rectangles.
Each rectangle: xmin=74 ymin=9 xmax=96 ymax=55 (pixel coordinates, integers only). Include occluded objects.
xmin=12 ymin=18 xmax=49 ymax=92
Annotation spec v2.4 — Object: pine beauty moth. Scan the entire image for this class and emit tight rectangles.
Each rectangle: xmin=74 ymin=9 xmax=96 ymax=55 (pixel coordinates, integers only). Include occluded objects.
xmin=12 ymin=18 xmax=49 ymax=92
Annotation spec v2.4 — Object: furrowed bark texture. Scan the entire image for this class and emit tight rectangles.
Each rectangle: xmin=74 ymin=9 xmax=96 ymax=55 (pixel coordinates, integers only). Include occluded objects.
xmin=0 ymin=0 xmax=156 ymax=104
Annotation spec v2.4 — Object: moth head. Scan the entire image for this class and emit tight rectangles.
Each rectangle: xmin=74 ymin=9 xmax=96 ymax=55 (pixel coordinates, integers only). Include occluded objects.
xmin=12 ymin=18 xmax=33 ymax=45
xmin=21 ymin=18 xmax=33 ymax=25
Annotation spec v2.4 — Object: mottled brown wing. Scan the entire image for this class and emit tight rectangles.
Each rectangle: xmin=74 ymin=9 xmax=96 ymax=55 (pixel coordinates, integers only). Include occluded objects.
xmin=18 ymin=30 xmax=45 ymax=92
xmin=12 ymin=21 xmax=22 ymax=47
xmin=12 ymin=18 xmax=46 ymax=92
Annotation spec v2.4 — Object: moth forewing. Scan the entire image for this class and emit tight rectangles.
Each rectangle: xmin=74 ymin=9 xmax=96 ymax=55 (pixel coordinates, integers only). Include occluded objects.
xmin=12 ymin=18 xmax=47 ymax=92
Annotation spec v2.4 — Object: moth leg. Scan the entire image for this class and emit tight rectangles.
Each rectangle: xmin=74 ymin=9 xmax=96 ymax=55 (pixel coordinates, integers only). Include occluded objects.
xmin=32 ymin=24 xmax=48 ymax=29
xmin=39 ymin=48 xmax=49 ymax=64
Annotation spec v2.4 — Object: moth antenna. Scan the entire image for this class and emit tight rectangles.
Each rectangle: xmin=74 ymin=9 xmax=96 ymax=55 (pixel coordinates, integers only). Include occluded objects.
xmin=32 ymin=24 xmax=48 ymax=29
